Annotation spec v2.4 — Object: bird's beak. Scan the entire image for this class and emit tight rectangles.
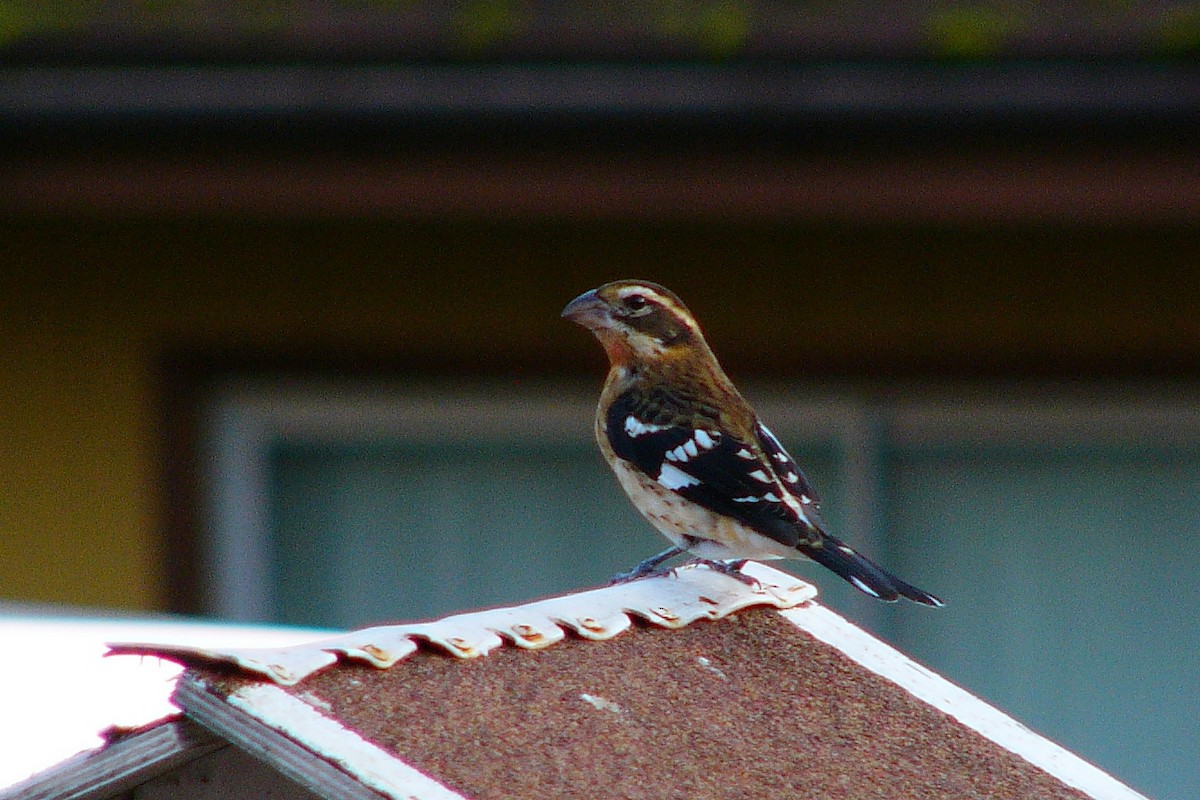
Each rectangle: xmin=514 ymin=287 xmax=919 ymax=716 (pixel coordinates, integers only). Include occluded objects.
xmin=561 ymin=288 xmax=610 ymax=329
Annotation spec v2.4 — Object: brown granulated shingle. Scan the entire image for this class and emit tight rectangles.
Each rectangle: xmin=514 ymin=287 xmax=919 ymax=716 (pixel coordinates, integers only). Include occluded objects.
xmin=293 ymin=607 xmax=1090 ymax=800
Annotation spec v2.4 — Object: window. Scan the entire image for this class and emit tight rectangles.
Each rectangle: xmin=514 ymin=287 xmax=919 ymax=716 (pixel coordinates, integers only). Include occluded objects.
xmin=199 ymin=380 xmax=852 ymax=626
xmin=201 ymin=378 xmax=1198 ymax=800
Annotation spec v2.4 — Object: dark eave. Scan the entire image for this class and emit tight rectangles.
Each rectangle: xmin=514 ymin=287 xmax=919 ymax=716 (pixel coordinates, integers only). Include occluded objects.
xmin=2 ymin=61 xmax=1197 ymax=125
xmin=2 ymin=58 xmax=1197 ymax=221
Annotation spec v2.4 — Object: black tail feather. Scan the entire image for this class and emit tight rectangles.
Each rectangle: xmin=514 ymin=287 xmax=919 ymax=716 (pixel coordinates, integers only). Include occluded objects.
xmin=799 ymin=536 xmax=943 ymax=607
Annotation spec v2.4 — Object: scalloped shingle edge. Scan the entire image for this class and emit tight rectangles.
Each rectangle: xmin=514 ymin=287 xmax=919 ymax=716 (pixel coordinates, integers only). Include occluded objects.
xmin=107 ymin=562 xmax=816 ymax=685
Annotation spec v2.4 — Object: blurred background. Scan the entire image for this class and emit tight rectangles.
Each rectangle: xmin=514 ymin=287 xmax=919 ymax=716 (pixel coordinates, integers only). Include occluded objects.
xmin=1 ymin=3 xmax=1198 ymax=798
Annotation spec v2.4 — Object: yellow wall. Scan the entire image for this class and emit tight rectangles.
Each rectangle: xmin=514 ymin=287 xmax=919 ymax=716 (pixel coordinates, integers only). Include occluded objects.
xmin=0 ymin=219 xmax=592 ymax=611
xmin=2 ymin=297 xmax=156 ymax=608
xmin=2 ymin=219 xmax=1197 ymax=611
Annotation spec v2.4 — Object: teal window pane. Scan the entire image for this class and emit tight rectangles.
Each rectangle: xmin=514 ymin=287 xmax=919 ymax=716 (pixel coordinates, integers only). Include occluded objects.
xmin=268 ymin=441 xmax=646 ymax=628
xmin=885 ymin=444 xmax=1200 ymax=800
xmin=266 ymin=436 xmax=844 ymax=629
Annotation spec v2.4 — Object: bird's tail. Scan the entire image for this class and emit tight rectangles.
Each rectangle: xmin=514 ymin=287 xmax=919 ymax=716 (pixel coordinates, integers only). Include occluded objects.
xmin=798 ymin=535 xmax=943 ymax=607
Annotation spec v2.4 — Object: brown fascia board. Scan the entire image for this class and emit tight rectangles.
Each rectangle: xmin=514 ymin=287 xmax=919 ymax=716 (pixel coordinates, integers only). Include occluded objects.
xmin=108 ymin=563 xmax=1147 ymax=800
xmin=6 ymin=147 xmax=1200 ymax=223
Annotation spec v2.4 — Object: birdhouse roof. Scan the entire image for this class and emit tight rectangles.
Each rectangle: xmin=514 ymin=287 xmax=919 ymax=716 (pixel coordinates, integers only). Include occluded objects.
xmin=8 ymin=563 xmax=1148 ymax=800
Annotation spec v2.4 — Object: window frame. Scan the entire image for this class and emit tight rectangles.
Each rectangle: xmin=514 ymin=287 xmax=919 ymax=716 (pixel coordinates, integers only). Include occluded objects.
xmin=198 ymin=378 xmax=1200 ymax=623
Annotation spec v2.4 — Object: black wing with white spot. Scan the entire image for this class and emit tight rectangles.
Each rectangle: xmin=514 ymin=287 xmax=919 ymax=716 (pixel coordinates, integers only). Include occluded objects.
xmin=754 ymin=422 xmax=943 ymax=605
xmin=753 ymin=422 xmax=820 ymax=503
xmin=752 ymin=420 xmax=943 ymax=605
xmin=752 ymin=421 xmax=826 ymax=522
xmin=605 ymin=391 xmax=944 ymax=606
xmin=604 ymin=392 xmax=824 ymax=549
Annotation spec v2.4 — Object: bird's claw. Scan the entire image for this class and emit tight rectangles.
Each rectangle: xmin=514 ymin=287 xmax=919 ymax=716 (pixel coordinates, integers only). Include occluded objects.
xmin=609 ymin=546 xmax=686 ymax=585
xmin=608 ymin=566 xmax=666 ymax=585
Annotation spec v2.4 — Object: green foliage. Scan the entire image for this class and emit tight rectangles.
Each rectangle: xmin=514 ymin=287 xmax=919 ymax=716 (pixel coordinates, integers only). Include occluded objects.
xmin=0 ymin=0 xmax=102 ymax=47
xmin=655 ymin=0 xmax=752 ymax=59
xmin=926 ymin=4 xmax=1021 ymax=59
xmin=2 ymin=2 xmax=1198 ymax=60
xmin=1159 ymin=3 xmax=1200 ymax=54
xmin=452 ymin=0 xmax=527 ymax=54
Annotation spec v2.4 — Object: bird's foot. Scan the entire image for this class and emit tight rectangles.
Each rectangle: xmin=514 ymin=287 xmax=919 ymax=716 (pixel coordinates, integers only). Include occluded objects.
xmin=609 ymin=546 xmax=686 ymax=584
xmin=609 ymin=564 xmax=667 ymax=584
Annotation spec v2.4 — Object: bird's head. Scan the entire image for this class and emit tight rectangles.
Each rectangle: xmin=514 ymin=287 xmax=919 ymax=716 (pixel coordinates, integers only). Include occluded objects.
xmin=562 ymin=280 xmax=703 ymax=365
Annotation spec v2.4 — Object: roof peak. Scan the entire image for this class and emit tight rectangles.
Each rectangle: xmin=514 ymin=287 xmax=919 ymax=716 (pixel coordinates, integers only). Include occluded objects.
xmin=108 ymin=562 xmax=816 ymax=685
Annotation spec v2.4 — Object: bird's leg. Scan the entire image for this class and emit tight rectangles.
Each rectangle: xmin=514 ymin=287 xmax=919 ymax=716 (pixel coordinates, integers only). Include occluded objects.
xmin=610 ymin=546 xmax=686 ymax=584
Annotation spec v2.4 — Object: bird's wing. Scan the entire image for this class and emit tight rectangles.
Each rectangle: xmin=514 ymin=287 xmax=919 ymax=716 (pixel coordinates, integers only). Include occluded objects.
xmin=751 ymin=421 xmax=825 ymax=516
xmin=604 ymin=393 xmax=825 ymax=549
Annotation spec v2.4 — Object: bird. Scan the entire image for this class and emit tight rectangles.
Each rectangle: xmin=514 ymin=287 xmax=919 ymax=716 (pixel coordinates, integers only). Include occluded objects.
xmin=562 ymin=279 xmax=943 ymax=606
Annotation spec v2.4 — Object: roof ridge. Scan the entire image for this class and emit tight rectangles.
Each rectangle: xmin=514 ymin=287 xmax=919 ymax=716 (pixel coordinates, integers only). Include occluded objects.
xmin=107 ymin=562 xmax=816 ymax=685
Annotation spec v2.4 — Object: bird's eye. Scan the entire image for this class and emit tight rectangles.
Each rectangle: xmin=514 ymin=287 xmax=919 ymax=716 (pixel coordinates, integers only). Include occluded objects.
xmin=625 ymin=294 xmax=648 ymax=311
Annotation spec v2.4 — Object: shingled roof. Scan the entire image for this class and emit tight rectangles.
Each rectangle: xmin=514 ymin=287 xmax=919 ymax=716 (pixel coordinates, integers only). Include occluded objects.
xmin=7 ymin=563 xmax=1149 ymax=800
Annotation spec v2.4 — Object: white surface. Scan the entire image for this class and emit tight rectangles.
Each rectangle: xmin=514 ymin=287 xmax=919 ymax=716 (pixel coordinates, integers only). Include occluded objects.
xmin=225 ymin=681 xmax=468 ymax=800
xmin=0 ymin=615 xmax=330 ymax=789
xmin=110 ymin=563 xmax=818 ymax=684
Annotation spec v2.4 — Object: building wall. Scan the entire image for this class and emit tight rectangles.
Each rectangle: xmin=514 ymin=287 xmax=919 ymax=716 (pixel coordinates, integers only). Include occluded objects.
xmin=2 ymin=218 xmax=1197 ymax=611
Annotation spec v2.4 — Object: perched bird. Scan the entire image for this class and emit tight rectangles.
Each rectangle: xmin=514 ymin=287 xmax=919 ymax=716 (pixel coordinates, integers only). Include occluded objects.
xmin=562 ymin=279 xmax=943 ymax=606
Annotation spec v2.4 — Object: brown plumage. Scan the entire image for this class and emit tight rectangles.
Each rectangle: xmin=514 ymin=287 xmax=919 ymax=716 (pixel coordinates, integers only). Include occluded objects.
xmin=563 ymin=279 xmax=943 ymax=606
